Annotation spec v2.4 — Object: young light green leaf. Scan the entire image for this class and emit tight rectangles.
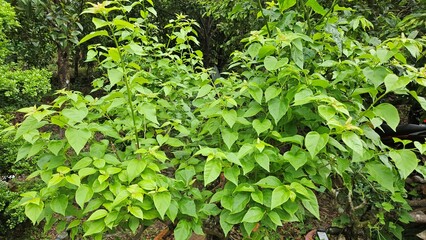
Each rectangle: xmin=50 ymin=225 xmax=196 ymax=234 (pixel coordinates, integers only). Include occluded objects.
xmin=87 ymin=209 xmax=108 ymax=221
xmin=306 ymin=0 xmax=326 ymax=15
xmin=204 ymin=159 xmax=222 ymax=186
xmin=271 ymin=186 xmax=290 ymax=209
xmin=153 ymin=191 xmax=171 ymax=219
xmin=342 ymin=131 xmax=364 ymax=156
xmin=242 ymin=207 xmax=265 ymax=223
xmin=65 ymin=127 xmax=91 ymax=155
xmin=390 ymin=149 xmax=418 ymax=179
xmin=305 ymin=131 xmax=328 ymax=158
xmin=25 ymin=203 xmax=44 ymax=224
xmin=278 ymin=0 xmax=296 ymax=12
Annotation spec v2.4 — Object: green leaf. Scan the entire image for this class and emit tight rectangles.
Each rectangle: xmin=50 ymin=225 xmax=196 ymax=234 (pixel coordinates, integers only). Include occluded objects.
xmin=373 ymin=103 xmax=400 ymax=131
xmin=306 ymin=0 xmax=326 ymax=15
xmin=15 ymin=116 xmax=46 ymax=140
xmin=79 ymin=30 xmax=109 ymax=44
xmin=174 ymin=220 xmax=192 ymax=240
xmin=112 ymin=190 xmax=130 ymax=208
xmin=301 ymin=190 xmax=320 ymax=219
xmin=363 ymin=66 xmax=389 ymax=88
xmin=305 ymin=131 xmax=328 ymax=158
xmin=75 ymin=184 xmax=94 ymax=209
xmin=291 ymin=45 xmax=304 ymax=69
xmin=65 ymin=127 xmax=91 ymax=155
xmin=254 ymin=153 xmax=270 ymax=172
xmin=365 ymin=162 xmax=395 ymax=193
xmin=342 ymin=131 xmax=364 ymax=156
xmin=390 ymin=150 xmax=418 ymax=179
xmin=72 ymin=157 xmax=93 ymax=170
xmin=92 ymin=17 xmax=108 ymax=29
xmin=127 ymin=159 xmax=147 ymax=183
xmin=153 ymin=191 xmax=171 ymax=219
xmin=204 ymin=159 xmax=222 ymax=186
xmin=87 ymin=209 xmax=108 ymax=221
xmin=224 ymin=165 xmax=240 ymax=185
xmin=384 ymin=74 xmax=410 ymax=93
xmin=222 ymin=109 xmax=238 ymax=128
xmin=179 ymin=198 xmax=197 ymax=217
xmin=265 ymin=86 xmax=282 ymax=103
xmin=268 ymin=211 xmax=282 ymax=226
xmin=264 ymin=56 xmax=278 ymax=71
xmin=83 ymin=219 xmax=105 ymax=236
xmin=268 ymin=97 xmax=288 ymax=124
xmin=258 ymin=45 xmax=276 ymax=58
xmin=271 ymin=186 xmax=290 ymax=209
xmin=283 ymin=146 xmax=308 ymax=170
xmin=252 ymin=119 xmax=272 ymax=135
xmin=128 ymin=217 xmax=139 ymax=234
xmin=278 ymin=0 xmax=296 ymax=12
xmin=248 ymin=85 xmax=263 ymax=104
xmin=66 ymin=174 xmax=81 ymax=187
xmin=128 ymin=206 xmax=144 ymax=219
xmin=222 ymin=127 xmax=238 ymax=149
xmin=197 ymin=84 xmax=212 ymax=98
xmin=242 ymin=207 xmax=265 ymax=223
xmin=255 ymin=176 xmax=282 ymax=188
xmin=25 ymin=203 xmax=44 ymax=224
xmin=107 ymin=68 xmax=123 ymax=87
xmin=62 ymin=107 xmax=88 ymax=124
xmin=48 ymin=140 xmax=65 ymax=156
xmin=138 ymin=103 xmax=159 ymax=125
xmin=50 ymin=194 xmax=68 ymax=216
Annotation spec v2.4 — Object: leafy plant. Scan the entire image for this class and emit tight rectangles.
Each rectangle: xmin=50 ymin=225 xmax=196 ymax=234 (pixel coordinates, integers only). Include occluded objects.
xmin=11 ymin=0 xmax=426 ymax=239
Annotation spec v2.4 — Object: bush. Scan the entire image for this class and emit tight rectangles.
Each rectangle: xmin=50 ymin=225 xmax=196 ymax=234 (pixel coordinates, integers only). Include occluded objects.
xmin=0 ymin=64 xmax=51 ymax=109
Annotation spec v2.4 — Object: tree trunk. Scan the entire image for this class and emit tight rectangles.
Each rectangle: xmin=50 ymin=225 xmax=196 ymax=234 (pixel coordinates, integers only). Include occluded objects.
xmin=57 ymin=46 xmax=70 ymax=89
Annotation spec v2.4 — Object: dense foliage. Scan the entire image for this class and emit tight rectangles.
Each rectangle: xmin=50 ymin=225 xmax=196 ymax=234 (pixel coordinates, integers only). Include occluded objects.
xmin=8 ymin=1 xmax=426 ymax=240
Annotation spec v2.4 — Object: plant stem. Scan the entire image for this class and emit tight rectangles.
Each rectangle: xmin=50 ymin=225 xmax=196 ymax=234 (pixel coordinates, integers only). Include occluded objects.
xmin=106 ymin=15 xmax=140 ymax=150
xmin=257 ymin=0 xmax=271 ymax=38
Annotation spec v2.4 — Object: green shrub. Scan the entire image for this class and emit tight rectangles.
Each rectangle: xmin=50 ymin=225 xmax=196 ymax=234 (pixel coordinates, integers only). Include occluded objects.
xmin=0 ymin=64 xmax=51 ymax=109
